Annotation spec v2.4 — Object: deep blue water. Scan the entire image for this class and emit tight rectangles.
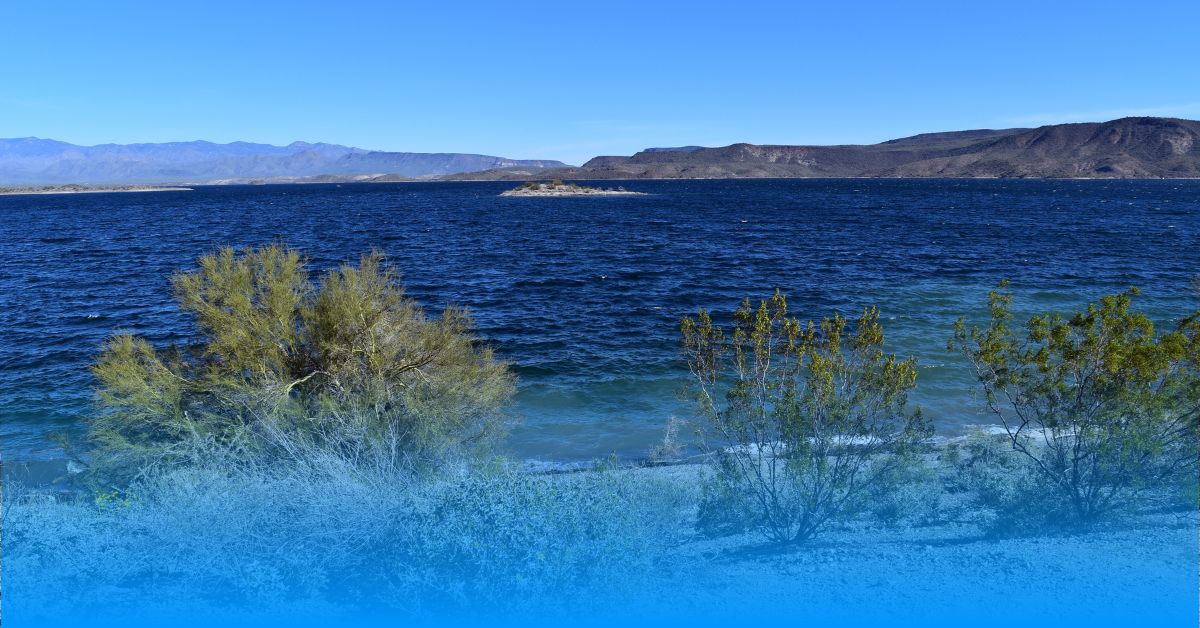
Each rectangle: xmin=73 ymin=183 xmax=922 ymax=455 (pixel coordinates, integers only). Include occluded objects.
xmin=1 ymin=179 xmax=1197 ymax=462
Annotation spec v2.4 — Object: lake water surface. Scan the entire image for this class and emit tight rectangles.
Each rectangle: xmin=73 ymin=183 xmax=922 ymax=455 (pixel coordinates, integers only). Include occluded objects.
xmin=1 ymin=179 xmax=1197 ymax=462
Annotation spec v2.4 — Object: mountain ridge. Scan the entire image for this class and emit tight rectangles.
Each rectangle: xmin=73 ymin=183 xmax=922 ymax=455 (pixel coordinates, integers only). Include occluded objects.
xmin=447 ymin=117 xmax=1200 ymax=180
xmin=0 ymin=138 xmax=569 ymax=184
xmin=5 ymin=117 xmax=1199 ymax=185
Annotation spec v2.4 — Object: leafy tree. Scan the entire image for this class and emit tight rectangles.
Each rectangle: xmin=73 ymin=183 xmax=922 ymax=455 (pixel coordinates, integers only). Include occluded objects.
xmin=681 ymin=291 xmax=931 ymax=544
xmin=89 ymin=245 xmax=515 ymax=484
xmin=951 ymin=283 xmax=1200 ymax=524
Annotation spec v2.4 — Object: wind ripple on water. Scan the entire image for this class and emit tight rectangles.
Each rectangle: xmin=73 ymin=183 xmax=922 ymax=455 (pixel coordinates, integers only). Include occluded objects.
xmin=0 ymin=179 xmax=1197 ymax=460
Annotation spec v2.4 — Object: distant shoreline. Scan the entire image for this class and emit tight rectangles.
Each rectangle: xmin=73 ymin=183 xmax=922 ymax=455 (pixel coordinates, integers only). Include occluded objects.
xmin=2 ymin=177 xmax=1196 ymax=194
xmin=446 ymin=175 xmax=1200 ymax=182
xmin=0 ymin=185 xmax=193 ymax=196
xmin=4 ymin=117 xmax=1197 ymax=185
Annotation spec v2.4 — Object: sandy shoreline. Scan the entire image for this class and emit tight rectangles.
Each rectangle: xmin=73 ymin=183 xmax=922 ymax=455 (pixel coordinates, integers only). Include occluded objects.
xmin=0 ymin=424 xmax=1025 ymax=489
xmin=6 ymin=432 xmax=1195 ymax=622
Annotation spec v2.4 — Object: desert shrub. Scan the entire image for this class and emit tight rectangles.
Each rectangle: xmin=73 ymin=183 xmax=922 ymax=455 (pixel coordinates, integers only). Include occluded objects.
xmin=1174 ymin=468 xmax=1200 ymax=510
xmin=87 ymin=244 xmax=515 ymax=485
xmin=695 ymin=453 xmax=764 ymax=538
xmin=681 ymin=291 xmax=932 ymax=544
xmin=866 ymin=454 xmax=943 ymax=527
xmin=951 ymin=284 xmax=1200 ymax=526
xmin=383 ymin=467 xmax=692 ymax=614
xmin=948 ymin=430 xmax=1059 ymax=536
xmin=646 ymin=416 xmax=686 ymax=464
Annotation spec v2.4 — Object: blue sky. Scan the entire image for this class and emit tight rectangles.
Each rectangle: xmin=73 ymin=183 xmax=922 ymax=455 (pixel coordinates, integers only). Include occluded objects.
xmin=3 ymin=0 xmax=1198 ymax=164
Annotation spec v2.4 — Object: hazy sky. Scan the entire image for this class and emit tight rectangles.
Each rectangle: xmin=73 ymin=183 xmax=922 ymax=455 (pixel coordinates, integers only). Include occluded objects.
xmin=3 ymin=0 xmax=1198 ymax=164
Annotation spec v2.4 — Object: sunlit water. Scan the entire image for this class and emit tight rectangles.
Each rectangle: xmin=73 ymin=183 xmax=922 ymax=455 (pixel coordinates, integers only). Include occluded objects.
xmin=1 ymin=179 xmax=1197 ymax=462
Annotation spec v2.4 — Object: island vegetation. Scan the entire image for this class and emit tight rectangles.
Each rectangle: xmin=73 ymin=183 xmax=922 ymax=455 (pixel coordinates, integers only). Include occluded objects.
xmin=4 ymin=244 xmax=1197 ymax=621
xmin=499 ymin=180 xmax=646 ymax=196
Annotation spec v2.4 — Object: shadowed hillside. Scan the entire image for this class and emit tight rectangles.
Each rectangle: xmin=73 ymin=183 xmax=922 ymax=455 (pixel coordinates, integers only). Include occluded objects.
xmin=446 ymin=117 xmax=1200 ymax=180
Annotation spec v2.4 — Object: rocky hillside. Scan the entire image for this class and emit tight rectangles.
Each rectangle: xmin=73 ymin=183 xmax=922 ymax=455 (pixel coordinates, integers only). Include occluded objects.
xmin=10 ymin=118 xmax=1195 ymax=185
xmin=447 ymin=117 xmax=1200 ymax=180
xmin=880 ymin=118 xmax=1200 ymax=177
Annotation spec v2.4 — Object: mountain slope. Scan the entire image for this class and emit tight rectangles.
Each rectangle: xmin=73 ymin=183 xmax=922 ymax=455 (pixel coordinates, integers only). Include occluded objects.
xmin=8 ymin=117 xmax=1197 ymax=185
xmin=877 ymin=118 xmax=1200 ymax=177
xmin=447 ymin=117 xmax=1200 ymax=180
xmin=0 ymin=139 xmax=568 ymax=184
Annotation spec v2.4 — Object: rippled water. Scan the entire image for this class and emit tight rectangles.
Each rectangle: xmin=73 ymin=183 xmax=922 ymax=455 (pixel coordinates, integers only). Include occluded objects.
xmin=1 ymin=179 xmax=1197 ymax=462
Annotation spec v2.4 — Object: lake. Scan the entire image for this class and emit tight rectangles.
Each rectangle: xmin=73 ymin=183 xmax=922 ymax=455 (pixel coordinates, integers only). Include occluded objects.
xmin=1 ymin=179 xmax=1197 ymax=463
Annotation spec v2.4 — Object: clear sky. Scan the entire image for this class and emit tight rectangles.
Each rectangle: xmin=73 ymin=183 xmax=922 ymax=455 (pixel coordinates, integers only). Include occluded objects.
xmin=3 ymin=0 xmax=1198 ymax=165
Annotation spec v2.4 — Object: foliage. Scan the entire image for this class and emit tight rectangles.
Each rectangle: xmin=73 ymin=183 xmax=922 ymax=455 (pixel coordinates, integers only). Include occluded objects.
xmin=385 ymin=467 xmax=691 ymax=613
xmin=87 ymin=244 xmax=515 ymax=485
xmin=866 ymin=453 xmax=943 ymax=528
xmin=951 ymin=283 xmax=1200 ymax=525
xmin=646 ymin=416 xmax=686 ymax=464
xmin=946 ymin=430 xmax=1057 ymax=536
xmin=682 ymin=291 xmax=932 ymax=543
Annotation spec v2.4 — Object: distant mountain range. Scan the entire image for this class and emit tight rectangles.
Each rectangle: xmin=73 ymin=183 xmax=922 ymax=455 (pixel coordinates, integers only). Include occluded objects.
xmin=449 ymin=117 xmax=1200 ymax=180
xmin=0 ymin=138 xmax=568 ymax=184
xmin=4 ymin=117 xmax=1198 ymax=186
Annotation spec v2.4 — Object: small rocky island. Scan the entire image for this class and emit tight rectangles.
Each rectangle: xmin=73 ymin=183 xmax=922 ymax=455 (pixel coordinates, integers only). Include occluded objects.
xmin=500 ymin=180 xmax=646 ymax=197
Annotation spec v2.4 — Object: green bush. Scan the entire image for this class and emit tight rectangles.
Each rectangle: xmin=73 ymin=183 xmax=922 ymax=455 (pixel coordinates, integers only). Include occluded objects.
xmin=695 ymin=454 xmax=764 ymax=538
xmin=682 ymin=291 xmax=932 ymax=544
xmin=951 ymin=284 xmax=1200 ymax=526
xmin=87 ymin=244 xmax=515 ymax=485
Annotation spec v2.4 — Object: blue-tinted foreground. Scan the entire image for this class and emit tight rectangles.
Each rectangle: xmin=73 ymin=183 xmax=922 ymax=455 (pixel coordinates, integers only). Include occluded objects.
xmin=3 ymin=452 xmax=1196 ymax=627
